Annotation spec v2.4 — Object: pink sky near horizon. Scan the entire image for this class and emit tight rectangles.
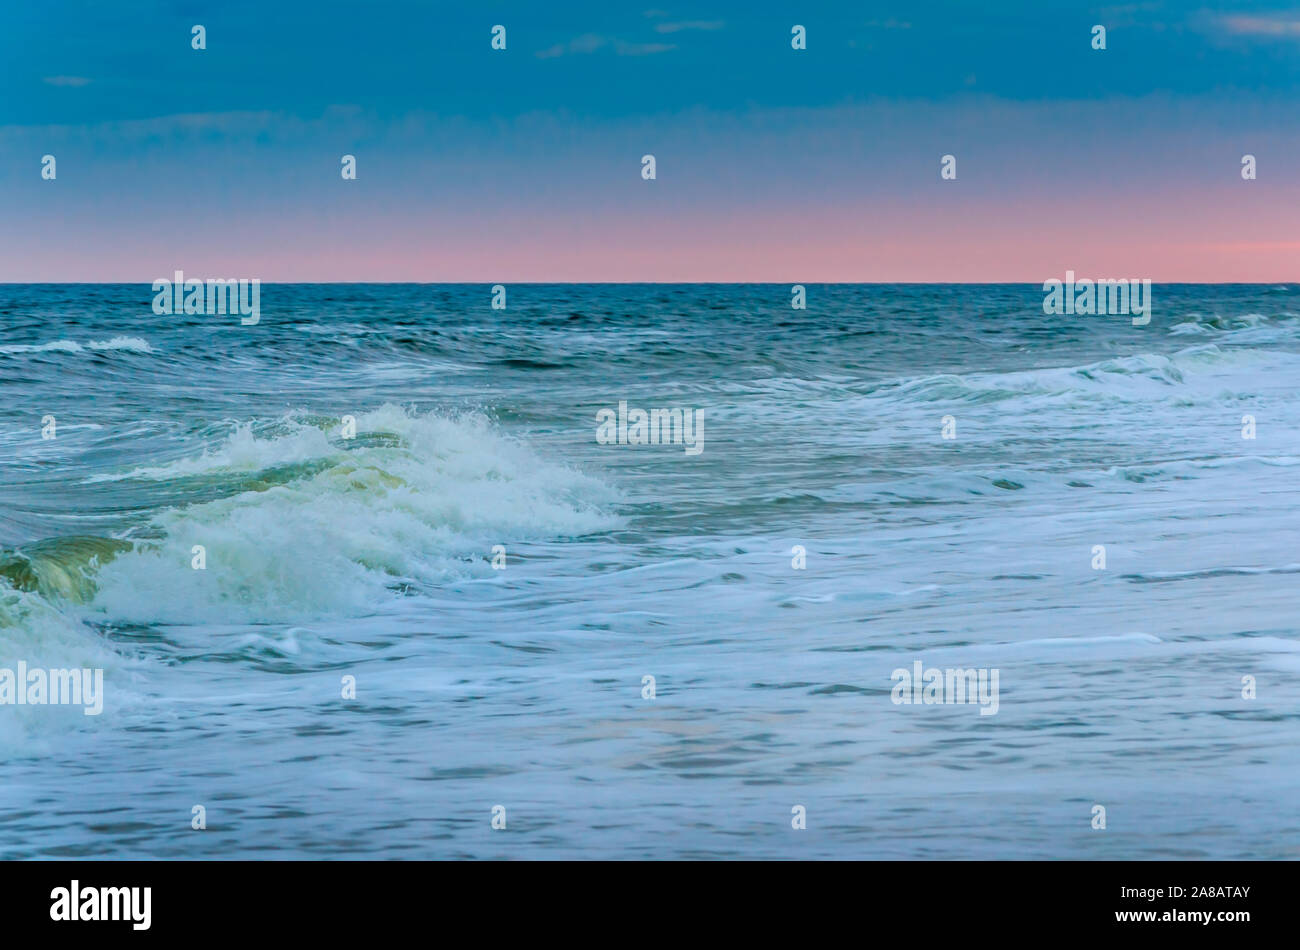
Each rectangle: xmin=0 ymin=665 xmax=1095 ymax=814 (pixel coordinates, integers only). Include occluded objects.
xmin=8 ymin=188 xmax=1296 ymax=283
xmin=6 ymin=89 xmax=1299 ymax=283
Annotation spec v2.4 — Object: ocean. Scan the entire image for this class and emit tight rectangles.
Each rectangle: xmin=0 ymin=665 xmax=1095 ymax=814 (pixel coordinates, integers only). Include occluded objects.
xmin=1 ymin=283 xmax=1298 ymax=858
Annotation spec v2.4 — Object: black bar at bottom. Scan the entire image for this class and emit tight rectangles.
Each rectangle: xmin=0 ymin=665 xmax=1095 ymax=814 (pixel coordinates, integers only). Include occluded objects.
xmin=0 ymin=860 xmax=1283 ymax=938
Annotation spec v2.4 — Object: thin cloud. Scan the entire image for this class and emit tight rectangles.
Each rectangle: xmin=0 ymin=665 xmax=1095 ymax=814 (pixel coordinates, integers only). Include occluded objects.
xmin=42 ymin=76 xmax=92 ymax=87
xmin=536 ymin=34 xmax=675 ymax=58
xmin=617 ymin=40 xmax=676 ymax=55
xmin=536 ymin=32 xmax=608 ymax=58
xmin=1218 ymin=13 xmax=1300 ymax=36
xmin=653 ymin=20 xmax=724 ymax=34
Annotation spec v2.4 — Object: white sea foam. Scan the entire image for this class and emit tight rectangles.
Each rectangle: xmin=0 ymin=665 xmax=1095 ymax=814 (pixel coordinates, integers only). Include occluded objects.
xmin=0 ymin=336 xmax=153 ymax=355
xmin=0 ymin=580 xmax=131 ymax=750
xmin=87 ymin=422 xmax=336 ymax=482
xmin=85 ymin=405 xmax=621 ymax=623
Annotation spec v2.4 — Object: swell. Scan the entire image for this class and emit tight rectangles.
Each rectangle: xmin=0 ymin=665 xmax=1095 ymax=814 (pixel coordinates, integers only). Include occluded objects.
xmin=861 ymin=345 xmax=1245 ymax=407
xmin=721 ymin=338 xmax=1300 ymax=420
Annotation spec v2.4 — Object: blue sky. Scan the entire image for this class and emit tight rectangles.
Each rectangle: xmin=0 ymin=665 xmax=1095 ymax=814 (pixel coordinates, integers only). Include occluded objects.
xmin=3 ymin=2 xmax=1299 ymax=280
xmin=7 ymin=2 xmax=1300 ymax=126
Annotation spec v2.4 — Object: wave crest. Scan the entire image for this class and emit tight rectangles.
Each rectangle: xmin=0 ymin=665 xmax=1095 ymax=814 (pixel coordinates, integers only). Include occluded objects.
xmin=82 ymin=405 xmax=620 ymax=623
xmin=0 ymin=336 xmax=154 ymax=355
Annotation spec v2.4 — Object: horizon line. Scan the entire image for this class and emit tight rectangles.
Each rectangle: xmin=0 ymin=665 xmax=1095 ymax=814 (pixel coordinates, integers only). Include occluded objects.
xmin=2 ymin=280 xmax=1296 ymax=287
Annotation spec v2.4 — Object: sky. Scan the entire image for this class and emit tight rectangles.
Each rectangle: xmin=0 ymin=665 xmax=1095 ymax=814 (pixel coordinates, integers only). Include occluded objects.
xmin=2 ymin=1 xmax=1298 ymax=281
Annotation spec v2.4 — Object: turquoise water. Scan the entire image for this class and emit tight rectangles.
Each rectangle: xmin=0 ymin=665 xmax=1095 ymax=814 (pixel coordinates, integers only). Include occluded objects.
xmin=2 ymin=283 xmax=1299 ymax=858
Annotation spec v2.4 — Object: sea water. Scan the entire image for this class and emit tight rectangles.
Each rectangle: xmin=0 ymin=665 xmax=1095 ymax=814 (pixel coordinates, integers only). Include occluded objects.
xmin=1 ymin=283 xmax=1297 ymax=858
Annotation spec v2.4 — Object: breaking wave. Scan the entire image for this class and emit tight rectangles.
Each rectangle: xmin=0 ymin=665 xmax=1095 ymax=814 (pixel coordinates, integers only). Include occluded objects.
xmin=3 ymin=405 xmax=620 ymax=630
